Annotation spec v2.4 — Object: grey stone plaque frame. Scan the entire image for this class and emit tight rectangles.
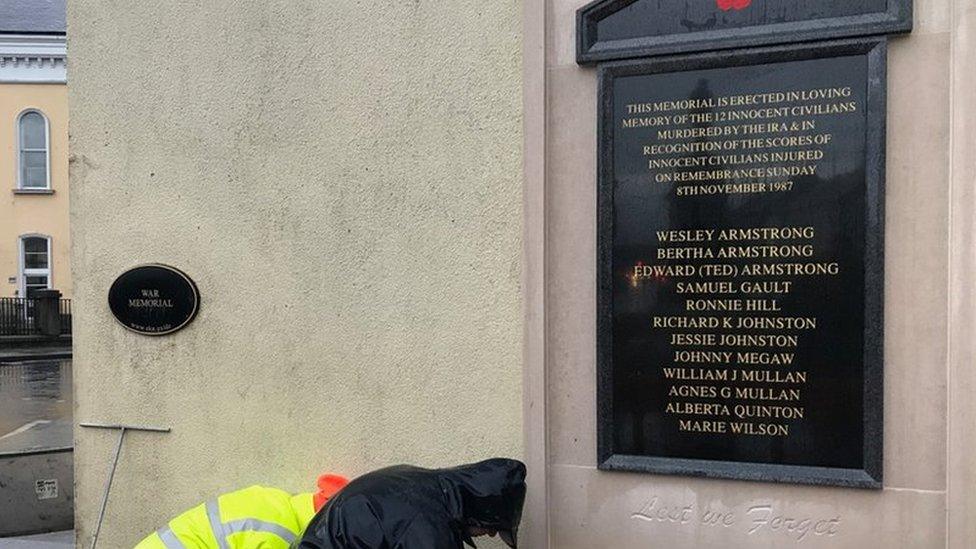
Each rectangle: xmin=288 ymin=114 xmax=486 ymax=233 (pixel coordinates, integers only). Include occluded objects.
xmin=577 ymin=0 xmax=910 ymax=63
xmin=596 ymin=38 xmax=886 ymax=488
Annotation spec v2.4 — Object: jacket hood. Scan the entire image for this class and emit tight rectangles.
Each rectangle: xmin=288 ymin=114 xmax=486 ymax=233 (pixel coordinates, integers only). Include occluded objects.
xmin=440 ymin=459 xmax=526 ymax=548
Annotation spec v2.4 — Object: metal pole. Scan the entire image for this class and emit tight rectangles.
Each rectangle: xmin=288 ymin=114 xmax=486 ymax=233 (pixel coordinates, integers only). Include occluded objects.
xmin=79 ymin=422 xmax=171 ymax=549
xmin=90 ymin=427 xmax=126 ymax=549
xmin=79 ymin=422 xmax=171 ymax=433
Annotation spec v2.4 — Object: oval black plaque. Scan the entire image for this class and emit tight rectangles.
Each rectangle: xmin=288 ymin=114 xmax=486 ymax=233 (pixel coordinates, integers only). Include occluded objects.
xmin=108 ymin=264 xmax=200 ymax=336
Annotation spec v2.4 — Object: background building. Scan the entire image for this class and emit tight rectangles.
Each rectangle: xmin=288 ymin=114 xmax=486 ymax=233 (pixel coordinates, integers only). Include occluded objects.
xmin=0 ymin=0 xmax=69 ymax=299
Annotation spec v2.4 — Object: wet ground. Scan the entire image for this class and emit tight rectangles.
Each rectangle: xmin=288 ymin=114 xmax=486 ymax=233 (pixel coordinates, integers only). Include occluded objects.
xmin=0 ymin=359 xmax=72 ymax=453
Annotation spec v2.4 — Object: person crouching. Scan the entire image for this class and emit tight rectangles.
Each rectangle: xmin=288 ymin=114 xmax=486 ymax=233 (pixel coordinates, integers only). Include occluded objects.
xmin=295 ymin=458 xmax=526 ymax=549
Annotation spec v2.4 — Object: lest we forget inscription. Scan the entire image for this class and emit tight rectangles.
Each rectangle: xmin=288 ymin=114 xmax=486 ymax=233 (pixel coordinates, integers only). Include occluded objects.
xmin=108 ymin=264 xmax=200 ymax=336
xmin=597 ymin=39 xmax=885 ymax=488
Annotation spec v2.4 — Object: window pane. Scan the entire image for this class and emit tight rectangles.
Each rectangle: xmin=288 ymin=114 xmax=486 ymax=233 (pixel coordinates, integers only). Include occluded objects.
xmin=23 ymin=238 xmax=49 ymax=269
xmin=25 ymin=253 xmax=48 ymax=270
xmin=22 ymin=150 xmax=46 ymax=168
xmin=25 ymin=276 xmax=49 ymax=297
xmin=24 ymin=252 xmax=48 ymax=270
xmin=24 ymin=238 xmax=48 ymax=253
xmin=21 ymin=151 xmax=48 ymax=187
xmin=20 ymin=112 xmax=46 ymax=149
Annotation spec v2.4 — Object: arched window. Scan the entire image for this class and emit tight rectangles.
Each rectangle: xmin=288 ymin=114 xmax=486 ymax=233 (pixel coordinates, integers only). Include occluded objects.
xmin=20 ymin=235 xmax=51 ymax=297
xmin=17 ymin=110 xmax=50 ymax=190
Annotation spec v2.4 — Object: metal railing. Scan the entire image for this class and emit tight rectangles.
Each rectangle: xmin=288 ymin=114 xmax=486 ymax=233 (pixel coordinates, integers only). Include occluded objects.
xmin=59 ymin=299 xmax=72 ymax=335
xmin=0 ymin=298 xmax=31 ymax=336
xmin=0 ymin=297 xmax=72 ymax=336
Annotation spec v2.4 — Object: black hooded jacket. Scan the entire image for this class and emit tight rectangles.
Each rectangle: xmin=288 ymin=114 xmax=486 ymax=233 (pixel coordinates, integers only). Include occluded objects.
xmin=295 ymin=459 xmax=526 ymax=549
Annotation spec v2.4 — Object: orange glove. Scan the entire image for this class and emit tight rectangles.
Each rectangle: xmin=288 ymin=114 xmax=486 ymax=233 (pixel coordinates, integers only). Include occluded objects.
xmin=313 ymin=474 xmax=350 ymax=511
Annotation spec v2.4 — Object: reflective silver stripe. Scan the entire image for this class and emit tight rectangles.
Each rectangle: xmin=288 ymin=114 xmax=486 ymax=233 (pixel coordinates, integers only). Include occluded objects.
xmin=223 ymin=518 xmax=297 ymax=544
xmin=206 ymin=499 xmax=297 ymax=547
xmin=206 ymin=500 xmax=230 ymax=549
xmin=156 ymin=525 xmax=185 ymax=549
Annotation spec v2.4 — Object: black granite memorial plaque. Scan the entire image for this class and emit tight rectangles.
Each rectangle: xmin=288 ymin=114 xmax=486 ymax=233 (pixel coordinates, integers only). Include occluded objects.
xmin=108 ymin=264 xmax=200 ymax=336
xmin=596 ymin=39 xmax=885 ymax=488
xmin=577 ymin=0 xmax=911 ymax=63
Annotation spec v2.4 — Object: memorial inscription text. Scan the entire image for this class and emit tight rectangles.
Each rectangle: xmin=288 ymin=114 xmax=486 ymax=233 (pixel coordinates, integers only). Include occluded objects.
xmin=597 ymin=42 xmax=884 ymax=486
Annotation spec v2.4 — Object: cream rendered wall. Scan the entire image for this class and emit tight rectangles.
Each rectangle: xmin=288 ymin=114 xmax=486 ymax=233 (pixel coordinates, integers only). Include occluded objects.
xmin=68 ymin=2 xmax=522 ymax=547
xmin=0 ymin=83 xmax=70 ymax=298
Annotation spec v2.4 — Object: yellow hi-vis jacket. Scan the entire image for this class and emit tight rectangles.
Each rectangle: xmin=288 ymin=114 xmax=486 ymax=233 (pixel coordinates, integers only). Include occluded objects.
xmin=134 ymin=485 xmax=316 ymax=549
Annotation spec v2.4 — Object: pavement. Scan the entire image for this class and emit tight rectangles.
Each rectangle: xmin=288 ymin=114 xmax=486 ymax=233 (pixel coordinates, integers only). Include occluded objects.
xmin=0 ymin=345 xmax=72 ymax=363
xmin=0 ymin=418 xmax=72 ymax=454
xmin=0 ymin=530 xmax=74 ymax=548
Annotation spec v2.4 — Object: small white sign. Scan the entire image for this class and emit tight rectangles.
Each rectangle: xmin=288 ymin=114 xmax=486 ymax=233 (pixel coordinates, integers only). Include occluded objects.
xmin=35 ymin=479 xmax=59 ymax=500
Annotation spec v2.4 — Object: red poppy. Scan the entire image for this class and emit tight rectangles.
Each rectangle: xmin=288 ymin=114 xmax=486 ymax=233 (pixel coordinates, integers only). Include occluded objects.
xmin=717 ymin=0 xmax=751 ymax=10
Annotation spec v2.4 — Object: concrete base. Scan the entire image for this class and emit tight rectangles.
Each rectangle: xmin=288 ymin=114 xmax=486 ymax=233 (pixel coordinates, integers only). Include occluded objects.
xmin=0 ymin=449 xmax=74 ymax=537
